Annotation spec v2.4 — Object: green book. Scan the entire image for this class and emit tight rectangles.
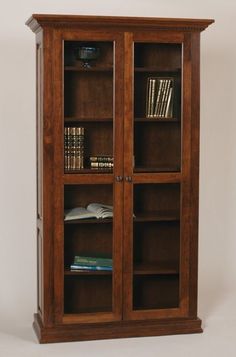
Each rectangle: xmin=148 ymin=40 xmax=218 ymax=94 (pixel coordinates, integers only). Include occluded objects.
xmin=73 ymin=256 xmax=113 ymax=267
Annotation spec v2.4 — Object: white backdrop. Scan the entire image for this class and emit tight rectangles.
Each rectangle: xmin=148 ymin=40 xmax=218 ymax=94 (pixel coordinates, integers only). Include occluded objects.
xmin=0 ymin=0 xmax=236 ymax=356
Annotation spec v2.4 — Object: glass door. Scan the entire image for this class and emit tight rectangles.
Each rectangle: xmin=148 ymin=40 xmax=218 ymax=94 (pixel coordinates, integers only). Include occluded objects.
xmin=123 ymin=32 xmax=190 ymax=320
xmin=53 ymin=30 xmax=124 ymax=324
xmin=64 ymin=40 xmax=114 ymax=173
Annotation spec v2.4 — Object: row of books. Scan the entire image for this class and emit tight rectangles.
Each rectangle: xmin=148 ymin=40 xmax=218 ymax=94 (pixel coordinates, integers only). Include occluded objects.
xmin=90 ymin=155 xmax=113 ymax=169
xmin=64 ymin=127 xmax=113 ymax=171
xmin=146 ymin=77 xmax=174 ymax=118
xmin=70 ymin=256 xmax=113 ymax=272
xmin=64 ymin=126 xmax=84 ymax=170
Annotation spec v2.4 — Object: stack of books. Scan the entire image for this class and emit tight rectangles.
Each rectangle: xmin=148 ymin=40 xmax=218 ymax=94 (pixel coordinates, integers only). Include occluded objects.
xmin=146 ymin=77 xmax=174 ymax=118
xmin=64 ymin=127 xmax=85 ymax=170
xmin=70 ymin=256 xmax=113 ymax=272
xmin=89 ymin=155 xmax=113 ymax=170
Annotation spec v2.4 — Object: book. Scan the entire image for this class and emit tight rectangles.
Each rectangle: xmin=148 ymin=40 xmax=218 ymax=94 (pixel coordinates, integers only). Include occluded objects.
xmin=70 ymin=256 xmax=113 ymax=271
xmin=91 ymin=162 xmax=113 ymax=169
xmin=154 ymin=79 xmax=165 ymax=117
xmin=146 ymin=78 xmax=153 ymax=117
xmin=64 ymin=202 xmax=113 ymax=221
xmin=165 ymin=87 xmax=173 ymax=117
xmin=64 ymin=127 xmax=69 ymax=170
xmin=158 ymin=79 xmax=169 ymax=116
xmin=73 ymin=256 xmax=112 ymax=267
xmin=160 ymin=79 xmax=171 ymax=117
xmin=90 ymin=155 xmax=113 ymax=163
xmin=70 ymin=265 xmax=112 ymax=271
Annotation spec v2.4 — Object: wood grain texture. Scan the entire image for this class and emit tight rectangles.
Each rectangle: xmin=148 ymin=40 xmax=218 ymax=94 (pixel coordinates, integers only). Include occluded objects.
xmin=41 ymin=27 xmax=55 ymax=327
xmin=33 ymin=313 xmax=202 ymax=343
xmin=26 ymin=14 xmax=214 ymax=33
xmin=188 ymin=32 xmax=201 ymax=317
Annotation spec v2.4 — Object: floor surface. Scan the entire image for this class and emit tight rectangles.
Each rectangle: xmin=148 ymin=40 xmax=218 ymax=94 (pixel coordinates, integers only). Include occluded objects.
xmin=1 ymin=289 xmax=236 ymax=357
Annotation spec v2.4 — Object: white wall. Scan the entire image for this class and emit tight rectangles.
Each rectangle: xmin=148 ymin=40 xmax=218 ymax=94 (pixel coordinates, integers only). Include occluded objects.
xmin=0 ymin=0 xmax=236 ymax=351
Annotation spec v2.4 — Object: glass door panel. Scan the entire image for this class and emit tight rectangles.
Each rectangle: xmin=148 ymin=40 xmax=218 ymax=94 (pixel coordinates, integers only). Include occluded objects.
xmin=58 ymin=33 xmax=123 ymax=324
xmin=123 ymin=34 xmax=186 ymax=320
xmin=64 ymin=184 xmax=113 ymax=315
xmin=64 ymin=41 xmax=114 ymax=173
xmin=133 ymin=43 xmax=182 ymax=173
xmin=133 ymin=183 xmax=180 ymax=311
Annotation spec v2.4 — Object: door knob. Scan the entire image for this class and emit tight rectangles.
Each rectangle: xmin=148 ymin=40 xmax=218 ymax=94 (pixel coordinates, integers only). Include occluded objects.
xmin=116 ymin=176 xmax=123 ymax=182
xmin=125 ymin=176 xmax=132 ymax=182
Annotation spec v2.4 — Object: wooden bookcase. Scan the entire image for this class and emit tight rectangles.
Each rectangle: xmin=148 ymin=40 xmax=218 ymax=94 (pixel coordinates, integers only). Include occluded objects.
xmin=26 ymin=14 xmax=214 ymax=343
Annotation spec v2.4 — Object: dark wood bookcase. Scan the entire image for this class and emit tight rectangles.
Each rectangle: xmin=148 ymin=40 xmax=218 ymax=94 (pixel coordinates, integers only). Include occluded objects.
xmin=26 ymin=14 xmax=214 ymax=343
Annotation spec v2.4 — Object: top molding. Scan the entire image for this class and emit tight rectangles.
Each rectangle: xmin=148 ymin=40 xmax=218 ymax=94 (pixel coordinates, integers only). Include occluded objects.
xmin=26 ymin=14 xmax=214 ymax=34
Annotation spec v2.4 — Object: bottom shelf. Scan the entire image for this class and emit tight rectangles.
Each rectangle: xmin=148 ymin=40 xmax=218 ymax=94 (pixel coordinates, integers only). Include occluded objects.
xmin=133 ymin=274 xmax=179 ymax=310
xmin=64 ymin=306 xmax=112 ymax=315
xmin=64 ymin=275 xmax=112 ymax=314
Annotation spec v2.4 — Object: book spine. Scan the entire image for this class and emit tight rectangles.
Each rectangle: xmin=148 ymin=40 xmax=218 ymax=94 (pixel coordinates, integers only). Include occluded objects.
xmin=154 ymin=79 xmax=163 ymax=117
xmin=67 ymin=127 xmax=72 ymax=170
xmin=91 ymin=162 xmax=113 ymax=169
xmin=64 ymin=127 xmax=69 ymax=170
xmin=157 ymin=79 xmax=167 ymax=117
xmin=90 ymin=156 xmax=113 ymax=163
xmin=70 ymin=265 xmax=112 ymax=271
xmin=74 ymin=256 xmax=113 ymax=266
xmin=75 ymin=127 xmax=84 ymax=169
xmin=158 ymin=79 xmax=168 ymax=117
xmin=160 ymin=79 xmax=171 ymax=117
xmin=165 ymin=86 xmax=173 ymax=118
xmin=150 ymin=79 xmax=156 ymax=117
xmin=146 ymin=78 xmax=153 ymax=118
xmin=70 ymin=127 xmax=76 ymax=170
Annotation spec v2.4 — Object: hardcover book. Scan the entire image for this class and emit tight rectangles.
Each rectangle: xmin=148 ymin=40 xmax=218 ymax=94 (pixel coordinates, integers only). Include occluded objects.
xmin=64 ymin=203 xmax=113 ymax=220
xmin=70 ymin=256 xmax=113 ymax=271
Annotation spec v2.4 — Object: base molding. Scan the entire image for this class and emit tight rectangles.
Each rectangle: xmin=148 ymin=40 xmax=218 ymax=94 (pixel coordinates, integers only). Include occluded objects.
xmin=33 ymin=313 xmax=203 ymax=343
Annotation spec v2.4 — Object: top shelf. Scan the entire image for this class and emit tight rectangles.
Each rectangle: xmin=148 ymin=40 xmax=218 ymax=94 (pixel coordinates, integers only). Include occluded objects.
xmin=64 ymin=66 xmax=180 ymax=73
xmin=134 ymin=67 xmax=181 ymax=73
xmin=64 ymin=66 xmax=113 ymax=72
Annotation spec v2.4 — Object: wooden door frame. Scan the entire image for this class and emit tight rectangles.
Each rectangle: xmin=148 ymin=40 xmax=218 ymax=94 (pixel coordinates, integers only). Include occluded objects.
xmin=52 ymin=28 xmax=125 ymax=324
xmin=122 ymin=30 xmax=197 ymax=320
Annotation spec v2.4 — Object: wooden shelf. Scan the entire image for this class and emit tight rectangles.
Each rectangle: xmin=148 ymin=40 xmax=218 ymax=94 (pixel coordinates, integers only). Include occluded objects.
xmin=64 ymin=307 xmax=111 ymax=316
xmin=64 ymin=116 xmax=113 ymax=123
xmin=134 ymin=262 xmax=179 ymax=275
xmin=65 ymin=269 xmax=112 ymax=276
xmin=64 ymin=218 xmax=113 ymax=225
xmin=134 ymin=211 xmax=180 ymax=222
xmin=65 ymin=66 xmax=113 ymax=72
xmin=134 ymin=67 xmax=181 ymax=73
xmin=135 ymin=117 xmax=179 ymax=122
xmin=65 ymin=168 xmax=113 ymax=174
xmin=134 ymin=166 xmax=180 ymax=173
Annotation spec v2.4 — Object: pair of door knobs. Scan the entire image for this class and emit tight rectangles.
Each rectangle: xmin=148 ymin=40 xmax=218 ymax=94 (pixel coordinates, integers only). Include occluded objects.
xmin=116 ymin=176 xmax=132 ymax=182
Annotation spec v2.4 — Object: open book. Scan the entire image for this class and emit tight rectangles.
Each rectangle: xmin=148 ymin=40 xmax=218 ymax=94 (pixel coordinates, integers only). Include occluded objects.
xmin=64 ymin=203 xmax=113 ymax=221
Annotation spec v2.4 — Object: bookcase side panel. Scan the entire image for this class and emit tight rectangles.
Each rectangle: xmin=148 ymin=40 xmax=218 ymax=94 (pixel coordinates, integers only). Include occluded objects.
xmin=36 ymin=30 xmax=43 ymax=321
xmin=189 ymin=32 xmax=201 ymax=317
xmin=37 ymin=27 xmax=55 ymax=327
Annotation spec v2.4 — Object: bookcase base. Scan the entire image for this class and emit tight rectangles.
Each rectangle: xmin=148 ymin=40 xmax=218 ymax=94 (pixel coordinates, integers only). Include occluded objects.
xmin=33 ymin=313 xmax=203 ymax=344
